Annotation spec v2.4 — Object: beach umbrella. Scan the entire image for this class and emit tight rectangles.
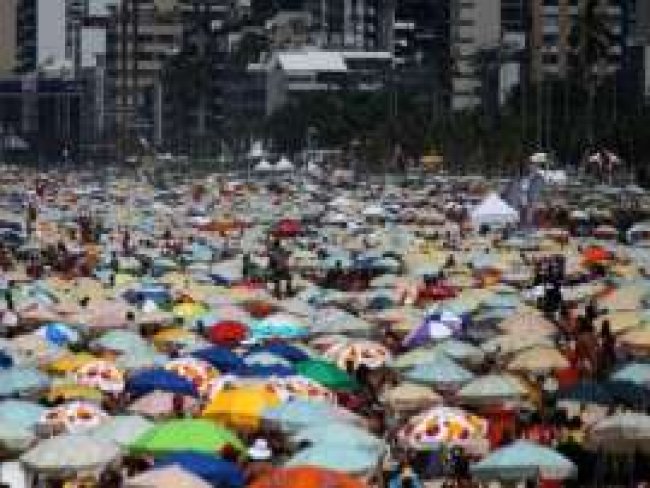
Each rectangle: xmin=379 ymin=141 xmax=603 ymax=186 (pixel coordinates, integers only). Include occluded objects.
xmin=126 ymin=465 xmax=212 ymax=488
xmin=265 ymin=375 xmax=336 ymax=403
xmin=37 ymin=323 xmax=79 ymax=346
xmin=404 ymin=355 xmax=474 ymax=388
xmin=398 ymin=406 xmax=488 ymax=451
xmin=117 ymin=349 xmax=168 ymax=370
xmin=165 ymin=357 xmax=218 ymax=395
xmin=251 ymin=313 xmax=309 ymax=340
xmin=208 ymin=320 xmax=249 ymax=346
xmin=0 ymin=419 xmax=35 ymax=451
xmin=497 ymin=312 xmax=556 ymax=337
xmin=322 ymin=340 xmax=392 ymax=370
xmin=40 ymin=401 xmax=108 ymax=434
xmin=379 ymin=383 xmax=442 ymax=412
xmin=619 ymin=326 xmax=650 ymax=352
xmin=0 ymin=400 xmax=46 ymax=430
xmin=249 ymin=466 xmax=367 ymax=488
xmin=126 ymin=368 xmax=199 ymax=398
xmin=457 ymin=374 xmax=527 ymax=405
xmin=0 ymin=367 xmax=50 ymax=397
xmin=89 ymin=415 xmax=154 ymax=447
xmin=129 ymin=418 xmax=244 ymax=455
xmin=285 ymin=445 xmax=381 ymax=475
xmin=191 ymin=346 xmax=245 ymax=371
xmin=92 ymin=329 xmax=149 ymax=354
xmin=290 ymin=422 xmax=384 ymax=452
xmin=155 ymin=451 xmax=244 ymax=487
xmin=202 ymin=386 xmax=281 ymax=431
xmin=431 ymin=339 xmax=485 ymax=365
xmin=471 ymin=440 xmax=576 ymax=481
xmin=481 ymin=334 xmax=553 ymax=356
xmin=248 ymin=343 xmax=310 ymax=363
xmin=128 ymin=391 xmax=200 ymax=419
xmin=261 ymin=400 xmax=357 ymax=433
xmin=47 ymin=352 xmax=97 ymax=375
xmin=610 ymin=362 xmax=650 ymax=387
xmin=295 ymin=359 xmax=358 ymax=391
xmin=507 ymin=346 xmax=569 ymax=373
xmin=244 ymin=351 xmax=294 ymax=369
xmin=20 ymin=434 xmax=120 ymax=475
xmin=45 ymin=381 xmax=103 ymax=403
xmin=557 ymin=380 xmax=613 ymax=406
xmin=587 ymin=412 xmax=650 ymax=454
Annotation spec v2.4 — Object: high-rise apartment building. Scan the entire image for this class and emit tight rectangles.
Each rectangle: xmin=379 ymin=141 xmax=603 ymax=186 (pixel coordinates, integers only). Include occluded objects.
xmin=530 ymin=0 xmax=625 ymax=81
xmin=306 ymin=0 xmax=393 ymax=50
xmin=450 ymin=0 xmax=501 ymax=110
xmin=0 ymin=0 xmax=19 ymax=74
xmin=66 ymin=0 xmax=91 ymax=75
xmin=16 ymin=0 xmax=68 ymax=73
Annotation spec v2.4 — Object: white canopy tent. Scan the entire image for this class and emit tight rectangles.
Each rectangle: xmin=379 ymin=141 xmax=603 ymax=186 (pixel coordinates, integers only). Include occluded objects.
xmin=471 ymin=193 xmax=519 ymax=228
xmin=274 ymin=156 xmax=295 ymax=172
xmin=253 ymin=160 xmax=273 ymax=172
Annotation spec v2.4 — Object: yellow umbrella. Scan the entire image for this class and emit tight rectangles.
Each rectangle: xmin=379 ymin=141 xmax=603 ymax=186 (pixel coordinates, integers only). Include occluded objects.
xmin=152 ymin=328 xmax=198 ymax=348
xmin=46 ymin=382 xmax=103 ymax=403
xmin=172 ymin=302 xmax=208 ymax=320
xmin=47 ymin=352 xmax=98 ymax=375
xmin=203 ymin=386 xmax=281 ymax=431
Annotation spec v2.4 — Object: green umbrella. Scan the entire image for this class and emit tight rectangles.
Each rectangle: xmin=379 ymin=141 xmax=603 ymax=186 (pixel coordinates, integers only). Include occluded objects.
xmin=129 ymin=419 xmax=244 ymax=456
xmin=295 ymin=359 xmax=359 ymax=391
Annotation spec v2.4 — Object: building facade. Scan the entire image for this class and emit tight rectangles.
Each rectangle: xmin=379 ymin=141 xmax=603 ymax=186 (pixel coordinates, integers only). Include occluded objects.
xmin=450 ymin=0 xmax=501 ymax=110
xmin=0 ymin=0 xmax=19 ymax=75
xmin=306 ymin=0 xmax=394 ymax=50
xmin=16 ymin=0 xmax=68 ymax=73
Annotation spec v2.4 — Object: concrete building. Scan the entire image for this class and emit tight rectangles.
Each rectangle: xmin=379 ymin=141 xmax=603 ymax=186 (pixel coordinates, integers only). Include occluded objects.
xmin=16 ymin=0 xmax=68 ymax=73
xmin=265 ymin=49 xmax=392 ymax=114
xmin=0 ymin=0 xmax=19 ymax=74
xmin=305 ymin=0 xmax=394 ymax=50
xmin=530 ymin=0 xmax=625 ymax=81
xmin=450 ymin=0 xmax=501 ymax=110
xmin=66 ymin=0 xmax=90 ymax=75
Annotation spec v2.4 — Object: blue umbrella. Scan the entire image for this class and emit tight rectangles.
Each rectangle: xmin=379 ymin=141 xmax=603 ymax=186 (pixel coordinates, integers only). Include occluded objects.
xmin=155 ymin=452 xmax=244 ymax=487
xmin=248 ymin=343 xmax=310 ymax=363
xmin=191 ymin=347 xmax=244 ymax=372
xmin=126 ymin=368 xmax=199 ymax=398
xmin=38 ymin=323 xmax=79 ymax=346
xmin=237 ymin=364 xmax=295 ymax=377
xmin=0 ymin=351 xmax=13 ymax=369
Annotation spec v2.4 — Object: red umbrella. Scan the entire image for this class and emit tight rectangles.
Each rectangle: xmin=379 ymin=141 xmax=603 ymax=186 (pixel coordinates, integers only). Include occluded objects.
xmin=241 ymin=300 xmax=276 ymax=319
xmin=273 ymin=218 xmax=302 ymax=237
xmin=208 ymin=320 xmax=248 ymax=345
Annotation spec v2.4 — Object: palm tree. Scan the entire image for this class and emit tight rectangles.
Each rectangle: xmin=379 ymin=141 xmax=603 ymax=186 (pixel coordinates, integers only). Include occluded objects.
xmin=569 ymin=0 xmax=616 ymax=147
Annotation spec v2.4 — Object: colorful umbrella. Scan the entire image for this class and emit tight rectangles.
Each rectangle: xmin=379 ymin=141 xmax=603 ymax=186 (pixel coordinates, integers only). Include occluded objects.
xmin=202 ymin=386 xmax=281 ymax=430
xmin=249 ymin=466 xmax=367 ymax=488
xmin=471 ymin=440 xmax=576 ymax=481
xmin=129 ymin=418 xmax=244 ymax=455
xmin=295 ymin=359 xmax=359 ymax=391
xmin=398 ymin=406 xmax=488 ymax=451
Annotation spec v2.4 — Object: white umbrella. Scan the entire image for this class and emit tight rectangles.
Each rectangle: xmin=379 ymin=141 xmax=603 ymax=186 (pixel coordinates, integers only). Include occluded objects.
xmin=587 ymin=413 xmax=650 ymax=454
xmin=20 ymin=434 xmax=120 ymax=475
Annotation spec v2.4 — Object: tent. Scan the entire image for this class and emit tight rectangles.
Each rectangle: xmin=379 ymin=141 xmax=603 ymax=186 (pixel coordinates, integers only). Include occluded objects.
xmin=471 ymin=193 xmax=519 ymax=228
xmin=253 ymin=160 xmax=273 ymax=172
xmin=275 ymin=157 xmax=294 ymax=172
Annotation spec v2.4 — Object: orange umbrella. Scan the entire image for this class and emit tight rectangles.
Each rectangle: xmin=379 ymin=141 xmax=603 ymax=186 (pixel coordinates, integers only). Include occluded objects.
xmin=582 ymin=246 xmax=612 ymax=264
xmin=249 ymin=466 xmax=368 ymax=488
